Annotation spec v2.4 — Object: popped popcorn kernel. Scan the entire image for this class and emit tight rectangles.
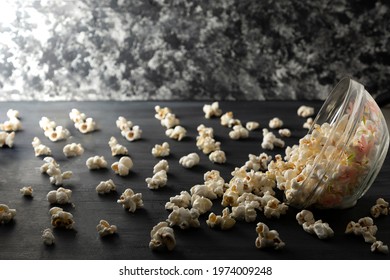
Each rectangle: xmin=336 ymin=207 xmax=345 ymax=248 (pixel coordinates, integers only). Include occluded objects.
xmin=261 ymin=129 xmax=285 ymax=150
xmin=297 ymin=105 xmax=315 ymax=118
xmin=278 ymin=128 xmax=291 ymax=138
xmin=165 ymin=125 xmax=187 ymax=141
xmin=20 ymin=186 xmax=34 ymax=197
xmin=203 ymin=101 xmax=223 ymax=119
xmin=116 ymin=116 xmax=133 ymax=131
xmin=49 ymin=207 xmax=74 ymax=229
xmin=153 ymin=159 xmax=169 ymax=174
xmin=96 ymin=179 xmax=116 ymax=194
xmin=111 ymin=156 xmax=133 ymax=176
xmin=303 ymin=117 xmax=313 ymax=129
xmin=47 ymin=187 xmax=72 ymax=205
xmin=0 ymin=131 xmax=15 ymax=148
xmin=370 ymin=198 xmax=389 ymax=218
xmin=96 ymin=220 xmax=118 ymax=237
xmin=149 ymin=221 xmax=176 ymax=251
xmin=246 ymin=121 xmax=260 ymax=131
xmin=152 ymin=142 xmax=170 ymax=157
xmin=154 ymin=106 xmax=172 ymax=120
xmin=86 ymin=156 xmax=107 ymax=170
xmin=108 ymin=136 xmax=128 ymax=156
xmin=345 ymin=217 xmax=378 ymax=243
xmin=244 ymin=153 xmax=271 ymax=171
xmin=371 ymin=240 xmax=389 ymax=254
xmin=209 ymin=150 xmax=226 ymax=164
xmin=296 ymin=210 xmax=334 ymax=239
xmin=179 ymin=153 xmax=200 ymax=168
xmin=0 ymin=204 xmax=16 ymax=224
xmin=206 ymin=208 xmax=236 ymax=230
xmin=165 ymin=191 xmax=192 ymax=210
xmin=0 ymin=109 xmax=21 ymax=131
xmin=191 ymin=194 xmax=213 ymax=215
xmin=117 ymin=188 xmax=143 ymax=212
xmin=40 ymin=157 xmax=73 ymax=186
xmin=42 ymin=228 xmax=55 ymax=245
xmin=269 ymin=117 xmax=283 ymax=129
xmin=167 ymin=206 xmax=200 ymax=229
xmin=255 ymin=222 xmax=285 ymax=250
xmin=121 ymin=125 xmax=142 ymax=141
xmin=63 ymin=143 xmax=84 ymax=157
xmin=146 ymin=170 xmax=168 ymax=189
xmin=220 ymin=112 xmax=241 ymax=127
xmin=32 ymin=137 xmax=51 ymax=156
xmin=229 ymin=125 xmax=249 ymax=140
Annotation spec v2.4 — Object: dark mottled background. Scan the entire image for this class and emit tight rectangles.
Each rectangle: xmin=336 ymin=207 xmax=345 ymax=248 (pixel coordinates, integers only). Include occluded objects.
xmin=0 ymin=0 xmax=389 ymax=101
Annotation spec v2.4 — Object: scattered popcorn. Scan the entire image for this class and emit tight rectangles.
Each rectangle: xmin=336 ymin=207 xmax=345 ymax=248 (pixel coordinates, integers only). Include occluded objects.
xmin=191 ymin=194 xmax=213 ymax=215
xmin=206 ymin=208 xmax=236 ymax=230
xmin=39 ymin=117 xmax=56 ymax=131
xmin=63 ymin=143 xmax=84 ymax=157
xmin=165 ymin=125 xmax=187 ymax=141
xmin=278 ymin=128 xmax=291 ymax=138
xmin=41 ymin=228 xmax=55 ymax=245
xmin=161 ymin=113 xmax=180 ymax=129
xmin=229 ymin=125 xmax=249 ymax=140
xmin=20 ymin=186 xmax=33 ymax=197
xmin=96 ymin=179 xmax=116 ymax=194
xmin=121 ymin=125 xmax=142 ymax=141
xmin=47 ymin=187 xmax=72 ymax=204
xmin=108 ymin=137 xmax=128 ymax=156
xmin=153 ymin=159 xmax=169 ymax=174
xmin=146 ymin=170 xmax=168 ymax=189
xmin=0 ymin=204 xmax=16 ymax=224
xmin=244 ymin=153 xmax=271 ymax=171
xmin=116 ymin=116 xmax=133 ymax=131
xmin=49 ymin=207 xmax=74 ymax=229
xmin=196 ymin=135 xmax=221 ymax=154
xmin=303 ymin=117 xmax=313 ymax=129
xmin=190 ymin=184 xmax=218 ymax=200
xmin=345 ymin=217 xmax=378 ymax=243
xmin=0 ymin=131 xmax=15 ymax=148
xmin=69 ymin=108 xmax=86 ymax=123
xmin=296 ymin=210 xmax=334 ymax=239
xmin=166 ymin=206 xmax=200 ymax=229
xmin=297 ymin=105 xmax=315 ymax=118
xmin=246 ymin=121 xmax=260 ymax=131
xmin=179 ymin=153 xmax=200 ymax=168
xmin=117 ymin=188 xmax=143 ymax=212
xmin=40 ymin=117 xmax=70 ymax=142
xmin=96 ymin=219 xmax=118 ymax=237
xmin=371 ymin=240 xmax=389 ymax=254
xmin=203 ymin=101 xmax=223 ymax=119
xmin=40 ymin=157 xmax=72 ymax=186
xmin=149 ymin=221 xmax=176 ymax=251
xmin=31 ymin=137 xmax=51 ymax=156
xmin=69 ymin=109 xmax=96 ymax=134
xmin=154 ymin=106 xmax=172 ymax=120
xmin=370 ymin=198 xmax=389 ymax=218
xmin=152 ymin=142 xmax=170 ymax=157
xmin=269 ymin=117 xmax=283 ymax=129
xmin=220 ymin=112 xmax=241 ymax=127
xmin=111 ymin=156 xmax=133 ymax=176
xmin=165 ymin=191 xmax=192 ymax=210
xmin=209 ymin=150 xmax=226 ymax=164
xmin=0 ymin=109 xmax=21 ymax=131
xmin=86 ymin=156 xmax=108 ymax=170
xmin=255 ymin=222 xmax=285 ymax=250
xmin=261 ymin=128 xmax=285 ymax=150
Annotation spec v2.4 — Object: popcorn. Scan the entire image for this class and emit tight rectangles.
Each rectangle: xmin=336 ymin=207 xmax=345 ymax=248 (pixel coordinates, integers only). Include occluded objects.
xmin=255 ymin=222 xmax=285 ymax=250
xmin=40 ymin=117 xmax=70 ymax=142
xmin=220 ymin=112 xmax=241 ymax=127
xmin=116 ymin=116 xmax=133 ymax=131
xmin=47 ymin=187 xmax=72 ymax=204
xmin=303 ymin=117 xmax=313 ymax=129
xmin=246 ymin=121 xmax=260 ymax=131
xmin=108 ymin=137 xmax=128 ymax=156
xmin=96 ymin=179 xmax=116 ymax=194
xmin=153 ymin=159 xmax=169 ymax=174
xmin=262 ymin=196 xmax=288 ymax=219
xmin=221 ymin=185 xmax=240 ymax=207
xmin=63 ymin=143 xmax=84 ymax=157
xmin=370 ymin=198 xmax=389 ymax=218
xmin=179 ymin=153 xmax=200 ymax=168
xmin=20 ymin=186 xmax=33 ymax=197
xmin=278 ymin=128 xmax=291 ymax=138
xmin=40 ymin=157 xmax=72 ymax=186
xmin=146 ymin=170 xmax=168 ymax=189
xmin=206 ymin=208 xmax=236 ymax=230
xmin=111 ymin=156 xmax=133 ymax=176
xmin=229 ymin=125 xmax=249 ymax=140
xmin=296 ymin=210 xmax=334 ymax=239
xmin=165 ymin=191 xmax=192 ymax=210
xmin=197 ymin=124 xmax=214 ymax=138
xmin=196 ymin=135 xmax=220 ymax=154
xmin=161 ymin=113 xmax=180 ymax=129
xmin=86 ymin=156 xmax=108 ymax=170
xmin=190 ymin=184 xmax=218 ymax=200
xmin=203 ymin=101 xmax=223 ymax=119
xmin=244 ymin=153 xmax=271 ymax=171
xmin=191 ymin=194 xmax=213 ymax=215
xmin=149 ymin=221 xmax=176 ymax=251
xmin=166 ymin=206 xmax=200 ymax=229
xmin=203 ymin=170 xmax=226 ymax=197
xmin=231 ymin=200 xmax=259 ymax=222
xmin=269 ymin=117 xmax=283 ymax=129
xmin=154 ymin=106 xmax=172 ymax=120
xmin=121 ymin=125 xmax=142 ymax=141
xmin=165 ymin=125 xmax=187 ymax=141
xmin=297 ymin=105 xmax=315 ymax=118
xmin=371 ymin=241 xmax=389 ymax=254
xmin=117 ymin=188 xmax=143 ymax=212
xmin=49 ymin=207 xmax=74 ymax=229
xmin=32 ymin=137 xmax=51 ymax=156
xmin=0 ymin=109 xmax=21 ymax=131
xmin=96 ymin=220 xmax=118 ymax=237
xmin=152 ymin=142 xmax=170 ymax=157
xmin=261 ymin=128 xmax=285 ymax=150
xmin=345 ymin=217 xmax=378 ymax=243
xmin=42 ymin=228 xmax=55 ymax=245
xmin=69 ymin=109 xmax=96 ymax=134
xmin=209 ymin=150 xmax=226 ymax=164
xmin=0 ymin=204 xmax=16 ymax=224
xmin=0 ymin=131 xmax=15 ymax=148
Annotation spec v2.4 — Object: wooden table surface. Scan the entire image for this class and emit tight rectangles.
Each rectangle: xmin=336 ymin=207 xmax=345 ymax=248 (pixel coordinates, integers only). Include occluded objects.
xmin=0 ymin=101 xmax=389 ymax=260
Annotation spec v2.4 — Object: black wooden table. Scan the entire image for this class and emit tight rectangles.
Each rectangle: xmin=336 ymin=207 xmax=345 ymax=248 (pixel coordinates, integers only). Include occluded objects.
xmin=0 ymin=101 xmax=389 ymax=260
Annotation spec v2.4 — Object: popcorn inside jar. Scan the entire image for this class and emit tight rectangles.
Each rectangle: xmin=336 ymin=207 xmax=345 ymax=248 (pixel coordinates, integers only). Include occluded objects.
xmin=273 ymin=78 xmax=389 ymax=209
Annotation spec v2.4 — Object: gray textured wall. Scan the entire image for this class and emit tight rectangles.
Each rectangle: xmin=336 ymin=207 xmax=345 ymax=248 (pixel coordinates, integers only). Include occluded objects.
xmin=0 ymin=0 xmax=389 ymax=101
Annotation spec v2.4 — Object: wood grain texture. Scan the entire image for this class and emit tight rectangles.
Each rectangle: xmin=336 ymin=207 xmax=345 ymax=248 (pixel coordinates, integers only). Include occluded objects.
xmin=0 ymin=101 xmax=389 ymax=260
